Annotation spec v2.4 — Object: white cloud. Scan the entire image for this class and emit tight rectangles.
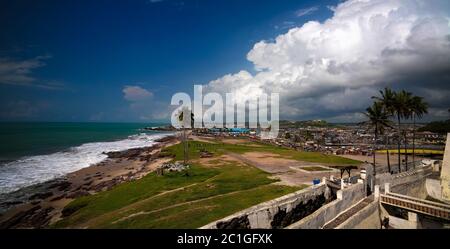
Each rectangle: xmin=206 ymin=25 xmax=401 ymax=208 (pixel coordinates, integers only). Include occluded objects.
xmin=295 ymin=6 xmax=320 ymax=17
xmin=123 ymin=85 xmax=153 ymax=101
xmin=121 ymin=85 xmax=170 ymax=121
xmin=0 ymin=55 xmax=63 ymax=89
xmin=204 ymin=0 xmax=450 ymax=122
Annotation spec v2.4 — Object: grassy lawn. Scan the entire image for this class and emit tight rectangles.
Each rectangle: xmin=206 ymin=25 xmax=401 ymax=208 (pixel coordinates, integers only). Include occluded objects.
xmin=54 ymin=139 xmax=358 ymax=228
xmin=162 ymin=139 xmax=360 ymax=165
xmin=218 ymin=141 xmax=360 ymax=166
xmin=377 ymin=149 xmax=444 ymax=155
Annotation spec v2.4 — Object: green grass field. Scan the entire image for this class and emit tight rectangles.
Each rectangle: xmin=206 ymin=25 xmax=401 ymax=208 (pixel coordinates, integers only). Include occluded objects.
xmin=172 ymin=139 xmax=360 ymax=166
xmin=54 ymin=139 xmax=359 ymax=228
xmin=376 ymin=149 xmax=444 ymax=155
xmin=54 ymin=161 xmax=301 ymax=228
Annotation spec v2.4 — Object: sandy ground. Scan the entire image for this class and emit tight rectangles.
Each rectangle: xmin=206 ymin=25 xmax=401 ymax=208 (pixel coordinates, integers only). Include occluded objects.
xmin=235 ymin=152 xmax=300 ymax=173
xmin=227 ymin=152 xmax=359 ymax=186
xmin=190 ymin=136 xmax=217 ymax=144
xmin=197 ymin=154 xmax=246 ymax=168
xmin=197 ymin=148 xmax=354 ymax=186
xmin=221 ymin=138 xmax=249 ymax=144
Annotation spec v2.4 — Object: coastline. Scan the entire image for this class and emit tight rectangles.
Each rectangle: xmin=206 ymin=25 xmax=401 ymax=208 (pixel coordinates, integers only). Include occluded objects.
xmin=0 ymin=135 xmax=179 ymax=228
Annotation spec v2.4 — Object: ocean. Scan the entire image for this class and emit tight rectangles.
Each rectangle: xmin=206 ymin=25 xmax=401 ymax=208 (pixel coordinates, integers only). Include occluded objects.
xmin=0 ymin=122 xmax=171 ymax=194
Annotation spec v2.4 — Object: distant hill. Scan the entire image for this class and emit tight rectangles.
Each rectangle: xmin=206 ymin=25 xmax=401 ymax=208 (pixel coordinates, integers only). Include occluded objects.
xmin=418 ymin=119 xmax=450 ymax=134
xmin=280 ymin=120 xmax=334 ymax=128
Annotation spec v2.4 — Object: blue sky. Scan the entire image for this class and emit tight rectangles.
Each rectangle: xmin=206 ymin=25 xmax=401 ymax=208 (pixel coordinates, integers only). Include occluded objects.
xmin=0 ymin=0 xmax=336 ymax=122
xmin=1 ymin=0 xmax=449 ymax=122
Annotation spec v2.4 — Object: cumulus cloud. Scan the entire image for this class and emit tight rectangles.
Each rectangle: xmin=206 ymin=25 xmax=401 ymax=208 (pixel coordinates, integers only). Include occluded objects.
xmin=204 ymin=0 xmax=450 ymax=122
xmin=123 ymin=85 xmax=153 ymax=101
xmin=121 ymin=85 xmax=170 ymax=120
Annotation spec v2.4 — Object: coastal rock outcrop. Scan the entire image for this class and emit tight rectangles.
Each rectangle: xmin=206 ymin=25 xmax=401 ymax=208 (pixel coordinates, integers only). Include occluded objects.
xmin=156 ymin=162 xmax=189 ymax=176
xmin=0 ymin=205 xmax=54 ymax=229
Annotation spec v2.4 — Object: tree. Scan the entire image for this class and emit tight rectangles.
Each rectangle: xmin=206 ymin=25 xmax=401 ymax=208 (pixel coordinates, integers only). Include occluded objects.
xmin=361 ymin=101 xmax=392 ymax=179
xmin=395 ymin=90 xmax=413 ymax=170
xmin=372 ymin=88 xmax=396 ymax=172
xmin=285 ymin=132 xmax=292 ymax=139
xmin=385 ymin=132 xmax=391 ymax=173
xmin=409 ymin=95 xmax=428 ymax=167
xmin=379 ymin=90 xmax=411 ymax=172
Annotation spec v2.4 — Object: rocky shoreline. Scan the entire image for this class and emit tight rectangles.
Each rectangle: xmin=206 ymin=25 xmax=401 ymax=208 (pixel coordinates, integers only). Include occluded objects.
xmin=143 ymin=125 xmax=176 ymax=132
xmin=0 ymin=135 xmax=178 ymax=229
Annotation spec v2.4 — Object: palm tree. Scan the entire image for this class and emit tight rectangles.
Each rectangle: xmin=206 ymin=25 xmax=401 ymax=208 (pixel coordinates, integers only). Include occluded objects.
xmin=380 ymin=90 xmax=410 ymax=172
xmin=372 ymin=88 xmax=396 ymax=172
xmin=385 ymin=133 xmax=391 ymax=173
xmin=395 ymin=90 xmax=413 ymax=171
xmin=409 ymin=96 xmax=428 ymax=167
xmin=361 ymin=101 xmax=392 ymax=179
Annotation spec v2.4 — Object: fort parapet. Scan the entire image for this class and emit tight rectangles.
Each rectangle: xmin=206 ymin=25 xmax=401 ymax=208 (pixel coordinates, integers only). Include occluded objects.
xmin=441 ymin=133 xmax=450 ymax=203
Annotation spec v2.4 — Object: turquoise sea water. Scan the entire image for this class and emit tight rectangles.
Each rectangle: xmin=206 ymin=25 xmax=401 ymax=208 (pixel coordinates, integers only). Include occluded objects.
xmin=0 ymin=122 xmax=170 ymax=194
xmin=0 ymin=122 xmax=165 ymax=162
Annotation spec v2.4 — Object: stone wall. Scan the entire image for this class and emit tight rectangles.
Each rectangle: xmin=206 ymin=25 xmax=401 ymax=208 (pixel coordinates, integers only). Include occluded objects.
xmin=200 ymin=183 xmax=336 ymax=229
xmin=286 ymin=182 xmax=366 ymax=229
xmin=387 ymin=215 xmax=419 ymax=229
xmin=376 ymin=160 xmax=422 ymax=175
xmin=375 ymin=164 xmax=432 ymax=194
xmin=425 ymin=178 xmax=442 ymax=200
xmin=441 ymin=133 xmax=450 ymax=202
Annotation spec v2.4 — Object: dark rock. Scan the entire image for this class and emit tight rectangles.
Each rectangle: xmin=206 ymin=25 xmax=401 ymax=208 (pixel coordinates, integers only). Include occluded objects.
xmin=61 ymin=203 xmax=87 ymax=218
xmin=105 ymin=148 xmax=143 ymax=159
xmin=66 ymin=190 xmax=90 ymax=199
xmin=28 ymin=192 xmax=53 ymax=201
xmin=29 ymin=207 xmax=54 ymax=228
xmin=92 ymin=180 xmax=116 ymax=192
xmin=48 ymin=181 xmax=72 ymax=191
xmin=155 ymin=135 xmax=176 ymax=142
xmin=83 ymin=180 xmax=93 ymax=186
xmin=0 ymin=205 xmax=41 ymax=229
xmin=3 ymin=201 xmax=23 ymax=206
xmin=50 ymin=194 xmax=66 ymax=201
xmin=200 ymin=151 xmax=214 ymax=158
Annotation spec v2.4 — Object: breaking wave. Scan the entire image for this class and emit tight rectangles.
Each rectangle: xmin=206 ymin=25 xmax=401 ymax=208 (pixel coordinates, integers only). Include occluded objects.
xmin=0 ymin=133 xmax=171 ymax=194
